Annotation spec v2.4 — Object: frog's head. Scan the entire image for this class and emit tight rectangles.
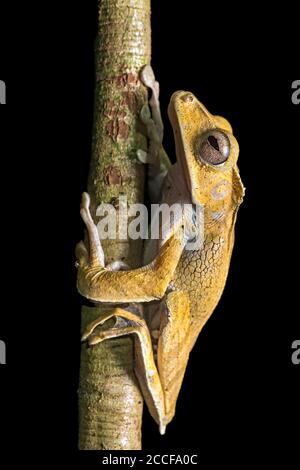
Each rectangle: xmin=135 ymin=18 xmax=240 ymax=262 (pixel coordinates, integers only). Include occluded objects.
xmin=168 ymin=91 xmax=244 ymax=224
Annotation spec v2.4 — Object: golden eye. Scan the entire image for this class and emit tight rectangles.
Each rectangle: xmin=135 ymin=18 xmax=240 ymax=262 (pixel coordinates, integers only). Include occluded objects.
xmin=196 ymin=130 xmax=230 ymax=165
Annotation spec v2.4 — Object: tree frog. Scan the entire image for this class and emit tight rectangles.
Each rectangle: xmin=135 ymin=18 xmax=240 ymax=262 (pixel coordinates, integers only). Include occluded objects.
xmin=76 ymin=65 xmax=245 ymax=434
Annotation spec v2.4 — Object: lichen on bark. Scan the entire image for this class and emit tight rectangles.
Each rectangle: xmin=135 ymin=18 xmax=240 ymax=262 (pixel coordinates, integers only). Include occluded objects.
xmin=78 ymin=0 xmax=151 ymax=450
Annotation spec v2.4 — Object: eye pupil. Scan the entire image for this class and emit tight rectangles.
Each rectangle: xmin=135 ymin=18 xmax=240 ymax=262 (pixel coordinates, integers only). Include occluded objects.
xmin=196 ymin=129 xmax=230 ymax=165
xmin=208 ymin=135 xmax=220 ymax=151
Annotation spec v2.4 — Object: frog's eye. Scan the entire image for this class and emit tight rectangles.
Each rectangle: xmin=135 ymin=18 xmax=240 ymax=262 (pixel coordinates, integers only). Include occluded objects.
xmin=196 ymin=130 xmax=230 ymax=165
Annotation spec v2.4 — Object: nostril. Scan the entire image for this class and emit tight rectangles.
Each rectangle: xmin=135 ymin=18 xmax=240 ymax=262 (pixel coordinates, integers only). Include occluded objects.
xmin=181 ymin=93 xmax=194 ymax=103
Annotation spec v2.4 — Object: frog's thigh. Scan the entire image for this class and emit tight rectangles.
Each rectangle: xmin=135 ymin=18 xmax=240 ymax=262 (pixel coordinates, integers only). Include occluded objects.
xmin=83 ymin=306 xmax=167 ymax=433
xmin=158 ymin=290 xmax=191 ymax=423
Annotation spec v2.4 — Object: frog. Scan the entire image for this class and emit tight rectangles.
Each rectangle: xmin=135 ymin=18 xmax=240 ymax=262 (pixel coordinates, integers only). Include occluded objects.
xmin=76 ymin=65 xmax=245 ymax=434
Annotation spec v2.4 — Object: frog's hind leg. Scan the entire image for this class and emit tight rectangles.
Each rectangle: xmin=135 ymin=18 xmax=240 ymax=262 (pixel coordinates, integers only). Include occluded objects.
xmin=157 ymin=290 xmax=191 ymax=424
xmin=82 ymin=307 xmax=168 ymax=434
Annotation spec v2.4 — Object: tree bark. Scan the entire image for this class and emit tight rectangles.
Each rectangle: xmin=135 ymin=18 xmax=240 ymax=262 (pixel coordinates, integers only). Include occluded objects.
xmin=78 ymin=0 xmax=151 ymax=450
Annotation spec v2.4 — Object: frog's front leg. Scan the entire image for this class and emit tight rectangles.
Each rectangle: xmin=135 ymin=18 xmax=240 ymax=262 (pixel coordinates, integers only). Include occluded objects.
xmin=77 ymin=192 xmax=105 ymax=268
xmin=76 ymin=192 xmax=185 ymax=303
xmin=137 ymin=64 xmax=162 ymax=169
xmin=137 ymin=65 xmax=171 ymax=202
xmin=81 ymin=307 xmax=167 ymax=434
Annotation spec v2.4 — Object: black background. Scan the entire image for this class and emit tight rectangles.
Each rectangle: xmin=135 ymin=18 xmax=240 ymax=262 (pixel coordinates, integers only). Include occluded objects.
xmin=0 ymin=0 xmax=299 ymax=465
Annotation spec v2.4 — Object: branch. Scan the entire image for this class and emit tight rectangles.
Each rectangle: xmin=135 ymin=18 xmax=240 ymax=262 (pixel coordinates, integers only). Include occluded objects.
xmin=78 ymin=0 xmax=151 ymax=450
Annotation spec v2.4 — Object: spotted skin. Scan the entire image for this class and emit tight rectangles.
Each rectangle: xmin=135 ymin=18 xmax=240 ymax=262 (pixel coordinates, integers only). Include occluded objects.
xmin=77 ymin=74 xmax=245 ymax=434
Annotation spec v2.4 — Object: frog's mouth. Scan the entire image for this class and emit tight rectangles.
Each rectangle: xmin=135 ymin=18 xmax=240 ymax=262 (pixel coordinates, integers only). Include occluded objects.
xmin=167 ymin=91 xmax=193 ymax=197
xmin=168 ymin=91 xmax=218 ymax=206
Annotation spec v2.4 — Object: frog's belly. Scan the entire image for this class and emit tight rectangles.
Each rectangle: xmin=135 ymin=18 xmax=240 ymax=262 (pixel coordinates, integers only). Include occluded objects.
xmin=170 ymin=236 xmax=230 ymax=322
xmin=144 ymin=235 xmax=231 ymax=354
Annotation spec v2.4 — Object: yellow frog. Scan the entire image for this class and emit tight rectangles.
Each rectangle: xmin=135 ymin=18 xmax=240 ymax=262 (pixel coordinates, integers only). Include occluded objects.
xmin=76 ymin=65 xmax=245 ymax=434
